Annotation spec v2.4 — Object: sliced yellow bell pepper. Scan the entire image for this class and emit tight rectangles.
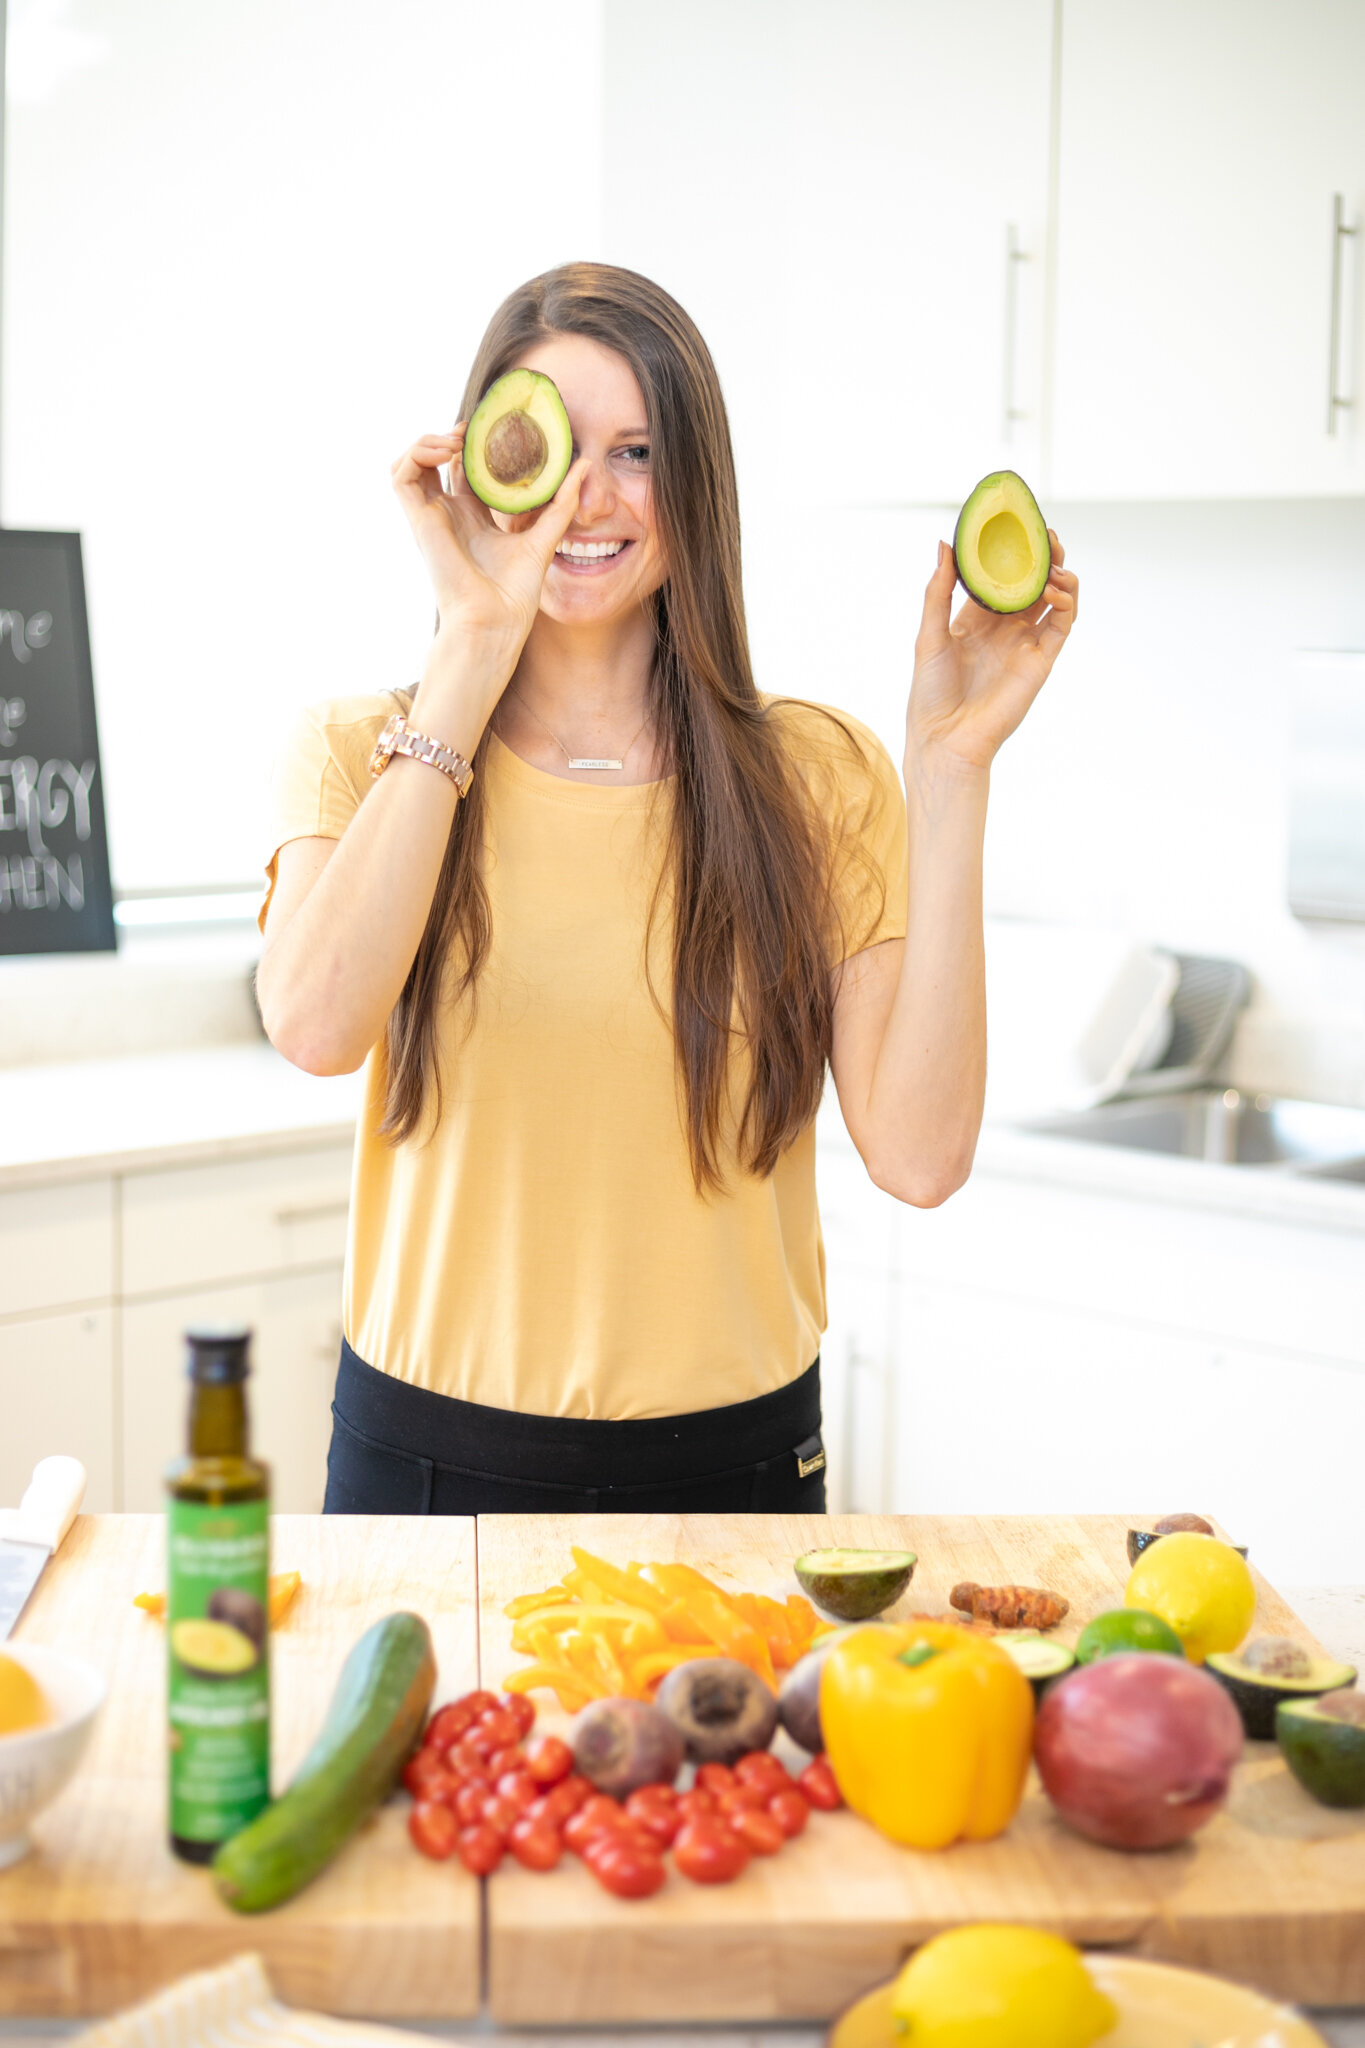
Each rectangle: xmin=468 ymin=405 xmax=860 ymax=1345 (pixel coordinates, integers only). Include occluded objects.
xmin=819 ymin=1621 xmax=1034 ymax=1849
xmin=571 ymin=1546 xmax=675 ymax=1618
xmin=501 ymin=1663 xmax=593 ymax=1712
xmin=641 ymin=1563 xmax=777 ymax=1686
xmin=504 ymin=1586 xmax=570 ymax=1620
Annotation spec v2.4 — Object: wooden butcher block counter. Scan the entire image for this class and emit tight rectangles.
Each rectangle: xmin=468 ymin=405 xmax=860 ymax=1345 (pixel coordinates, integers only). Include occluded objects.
xmin=479 ymin=1512 xmax=1365 ymax=2025
xmin=0 ymin=1515 xmax=481 ymax=2019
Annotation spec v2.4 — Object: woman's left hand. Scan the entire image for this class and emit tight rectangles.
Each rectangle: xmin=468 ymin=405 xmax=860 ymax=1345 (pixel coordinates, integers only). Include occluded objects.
xmin=907 ymin=531 xmax=1078 ymax=777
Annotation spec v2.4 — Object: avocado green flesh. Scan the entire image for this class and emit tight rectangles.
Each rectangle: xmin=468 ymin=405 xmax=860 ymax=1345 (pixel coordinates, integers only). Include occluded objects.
xmin=1277 ymin=1696 xmax=1365 ymax=1807
xmin=794 ymin=1548 xmax=916 ymax=1621
xmin=464 ymin=368 xmax=573 ymax=513
xmin=996 ymin=1631 xmax=1076 ymax=1697
xmin=953 ymin=471 xmax=1050 ymax=613
xmin=1208 ymin=1652 xmax=1357 ymax=1741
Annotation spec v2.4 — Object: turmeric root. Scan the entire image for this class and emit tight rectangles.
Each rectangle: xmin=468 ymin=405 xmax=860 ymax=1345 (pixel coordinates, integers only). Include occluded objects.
xmin=950 ymin=1582 xmax=1069 ymax=1630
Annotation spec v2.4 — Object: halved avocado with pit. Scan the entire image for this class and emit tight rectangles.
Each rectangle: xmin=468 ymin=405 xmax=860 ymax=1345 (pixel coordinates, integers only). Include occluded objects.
xmin=794 ymin=1548 xmax=916 ymax=1621
xmin=1208 ymin=1637 xmax=1357 ymax=1740
xmin=953 ymin=471 xmax=1050 ymax=613
xmin=463 ymin=368 xmax=573 ymax=514
xmin=1277 ymin=1690 xmax=1365 ymax=1807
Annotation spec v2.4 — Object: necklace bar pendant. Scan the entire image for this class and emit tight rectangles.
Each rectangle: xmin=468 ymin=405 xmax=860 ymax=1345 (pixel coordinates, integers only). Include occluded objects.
xmin=568 ymin=757 xmax=623 ymax=771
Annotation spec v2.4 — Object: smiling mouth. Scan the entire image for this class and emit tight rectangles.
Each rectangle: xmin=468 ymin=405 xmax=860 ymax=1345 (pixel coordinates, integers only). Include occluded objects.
xmin=552 ymin=539 xmax=634 ymax=574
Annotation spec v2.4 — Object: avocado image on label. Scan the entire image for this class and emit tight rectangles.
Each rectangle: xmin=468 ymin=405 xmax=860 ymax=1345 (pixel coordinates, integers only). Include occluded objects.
xmin=793 ymin=1548 xmax=916 ymax=1621
xmin=952 ymin=471 xmax=1051 ymax=613
xmin=208 ymin=1587 xmax=267 ymax=1651
xmin=464 ymin=368 xmax=573 ymax=513
xmin=1209 ymin=1637 xmax=1357 ymax=1741
xmin=171 ymin=1616 xmax=261 ymax=1678
xmin=1277 ymin=1690 xmax=1365 ymax=1807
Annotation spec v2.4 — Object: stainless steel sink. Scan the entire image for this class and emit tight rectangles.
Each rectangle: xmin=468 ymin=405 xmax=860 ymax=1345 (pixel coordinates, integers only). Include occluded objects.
xmin=1016 ymin=1088 xmax=1365 ymax=1172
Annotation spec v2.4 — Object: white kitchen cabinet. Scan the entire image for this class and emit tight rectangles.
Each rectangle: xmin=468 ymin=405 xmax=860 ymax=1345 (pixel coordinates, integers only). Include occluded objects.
xmin=121 ymin=1144 xmax=353 ymax=1298
xmin=783 ymin=0 xmax=1054 ymax=506
xmin=121 ymin=1266 xmax=343 ymax=1515
xmin=0 ymin=1177 xmax=115 ymax=1319
xmin=1050 ymin=0 xmax=1365 ymax=499
xmin=0 ymin=1306 xmax=117 ymax=1510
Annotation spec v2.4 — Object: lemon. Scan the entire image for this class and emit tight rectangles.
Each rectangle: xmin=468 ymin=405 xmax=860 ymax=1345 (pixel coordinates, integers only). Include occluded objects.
xmin=891 ymin=1925 xmax=1118 ymax=2047
xmin=1125 ymin=1532 xmax=1256 ymax=1665
xmin=0 ymin=1651 xmax=51 ymax=1736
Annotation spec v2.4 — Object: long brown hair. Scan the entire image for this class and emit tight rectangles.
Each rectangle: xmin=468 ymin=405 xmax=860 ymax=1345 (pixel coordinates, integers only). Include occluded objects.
xmin=382 ymin=263 xmax=883 ymax=1192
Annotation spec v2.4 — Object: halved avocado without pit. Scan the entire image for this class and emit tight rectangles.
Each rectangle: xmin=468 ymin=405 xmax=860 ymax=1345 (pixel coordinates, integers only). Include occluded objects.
xmin=1207 ymin=1637 xmax=1357 ymax=1741
xmin=794 ymin=1548 xmax=916 ymax=1621
xmin=994 ymin=1630 xmax=1076 ymax=1702
xmin=953 ymin=471 xmax=1051 ymax=613
xmin=1277 ymin=1690 xmax=1365 ymax=1807
xmin=463 ymin=368 xmax=573 ymax=514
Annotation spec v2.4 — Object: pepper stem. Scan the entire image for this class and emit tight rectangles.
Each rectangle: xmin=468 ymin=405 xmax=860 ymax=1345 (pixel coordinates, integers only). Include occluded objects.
xmin=897 ymin=1641 xmax=940 ymax=1669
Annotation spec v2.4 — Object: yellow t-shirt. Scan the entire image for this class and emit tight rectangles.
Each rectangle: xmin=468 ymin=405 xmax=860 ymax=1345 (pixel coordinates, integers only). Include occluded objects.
xmin=262 ymin=692 xmax=907 ymax=1420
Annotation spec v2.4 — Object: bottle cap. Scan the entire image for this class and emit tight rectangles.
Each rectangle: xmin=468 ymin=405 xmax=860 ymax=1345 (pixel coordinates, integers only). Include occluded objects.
xmin=185 ymin=1326 xmax=252 ymax=1383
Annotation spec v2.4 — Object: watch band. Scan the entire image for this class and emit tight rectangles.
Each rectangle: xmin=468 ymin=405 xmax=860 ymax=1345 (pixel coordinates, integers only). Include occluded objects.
xmin=369 ymin=713 xmax=474 ymax=798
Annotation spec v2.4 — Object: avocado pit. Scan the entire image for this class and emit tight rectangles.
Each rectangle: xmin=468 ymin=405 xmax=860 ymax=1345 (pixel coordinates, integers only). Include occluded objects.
xmin=484 ymin=409 xmax=548 ymax=488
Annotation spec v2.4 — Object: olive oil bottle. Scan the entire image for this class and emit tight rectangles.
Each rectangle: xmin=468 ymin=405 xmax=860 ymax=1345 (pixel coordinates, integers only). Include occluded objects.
xmin=165 ymin=1327 xmax=270 ymax=1863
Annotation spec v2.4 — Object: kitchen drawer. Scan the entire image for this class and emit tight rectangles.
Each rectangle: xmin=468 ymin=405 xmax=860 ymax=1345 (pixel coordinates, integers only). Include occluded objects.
xmin=0 ymin=1178 xmax=115 ymax=1319
xmin=0 ymin=1306 xmax=116 ymax=1510
xmin=120 ymin=1143 xmax=353 ymax=1297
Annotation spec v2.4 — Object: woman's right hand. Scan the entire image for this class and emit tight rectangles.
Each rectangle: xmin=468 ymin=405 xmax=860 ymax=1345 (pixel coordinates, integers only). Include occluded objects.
xmin=391 ymin=425 xmax=588 ymax=651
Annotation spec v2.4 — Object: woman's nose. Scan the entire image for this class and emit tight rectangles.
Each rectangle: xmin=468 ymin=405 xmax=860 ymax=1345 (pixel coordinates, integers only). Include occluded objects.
xmin=573 ymin=458 xmax=616 ymax=522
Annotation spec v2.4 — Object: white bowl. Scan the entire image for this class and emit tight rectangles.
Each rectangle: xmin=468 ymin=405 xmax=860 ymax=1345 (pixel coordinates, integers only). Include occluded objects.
xmin=0 ymin=1643 xmax=107 ymax=1869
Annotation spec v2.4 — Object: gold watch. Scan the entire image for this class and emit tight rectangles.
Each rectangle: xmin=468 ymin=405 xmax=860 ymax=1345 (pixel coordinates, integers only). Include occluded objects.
xmin=369 ymin=713 xmax=474 ymax=797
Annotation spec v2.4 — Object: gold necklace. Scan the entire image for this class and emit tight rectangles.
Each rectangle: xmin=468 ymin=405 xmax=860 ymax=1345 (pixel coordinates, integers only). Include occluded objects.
xmin=503 ymin=682 xmax=653 ymax=773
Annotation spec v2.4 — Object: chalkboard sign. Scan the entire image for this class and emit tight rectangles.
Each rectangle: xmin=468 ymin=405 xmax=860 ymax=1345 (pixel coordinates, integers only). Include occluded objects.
xmin=0 ymin=530 xmax=115 ymax=954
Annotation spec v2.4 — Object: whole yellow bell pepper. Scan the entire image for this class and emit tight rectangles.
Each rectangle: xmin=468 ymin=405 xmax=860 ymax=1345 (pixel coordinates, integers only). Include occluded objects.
xmin=819 ymin=1622 xmax=1034 ymax=1849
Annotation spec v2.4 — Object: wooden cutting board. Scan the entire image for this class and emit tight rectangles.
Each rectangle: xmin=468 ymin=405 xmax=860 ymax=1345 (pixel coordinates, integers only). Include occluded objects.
xmin=0 ymin=1514 xmax=480 ymax=2018
xmin=479 ymin=1512 xmax=1365 ymax=2023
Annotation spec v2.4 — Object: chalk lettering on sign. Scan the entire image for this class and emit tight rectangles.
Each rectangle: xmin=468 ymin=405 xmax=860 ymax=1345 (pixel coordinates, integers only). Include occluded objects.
xmin=0 ymin=611 xmax=52 ymax=665
xmin=0 ymin=699 xmax=25 ymax=746
xmin=0 ymin=853 xmax=84 ymax=912
xmin=0 ymin=758 xmax=96 ymax=858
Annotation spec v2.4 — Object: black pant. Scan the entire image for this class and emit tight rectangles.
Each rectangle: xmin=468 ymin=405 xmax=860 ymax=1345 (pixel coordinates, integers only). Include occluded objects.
xmin=323 ymin=1341 xmax=827 ymax=1514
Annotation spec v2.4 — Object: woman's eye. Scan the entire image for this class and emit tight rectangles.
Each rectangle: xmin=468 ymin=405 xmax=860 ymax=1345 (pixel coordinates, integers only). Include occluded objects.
xmin=618 ymin=445 xmax=651 ymax=466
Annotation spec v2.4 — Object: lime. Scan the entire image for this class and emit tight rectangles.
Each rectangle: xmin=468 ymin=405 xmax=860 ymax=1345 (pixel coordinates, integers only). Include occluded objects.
xmin=891 ymin=1925 xmax=1118 ymax=2047
xmin=1075 ymin=1608 xmax=1185 ymax=1664
xmin=1125 ymin=1532 xmax=1256 ymax=1665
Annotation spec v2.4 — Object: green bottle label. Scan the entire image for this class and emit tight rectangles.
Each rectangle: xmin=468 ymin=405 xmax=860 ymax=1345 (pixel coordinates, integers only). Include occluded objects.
xmin=167 ymin=1499 xmax=270 ymax=1845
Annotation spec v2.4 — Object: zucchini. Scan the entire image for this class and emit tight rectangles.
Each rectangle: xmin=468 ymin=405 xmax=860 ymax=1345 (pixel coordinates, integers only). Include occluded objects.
xmin=213 ymin=1610 xmax=436 ymax=1912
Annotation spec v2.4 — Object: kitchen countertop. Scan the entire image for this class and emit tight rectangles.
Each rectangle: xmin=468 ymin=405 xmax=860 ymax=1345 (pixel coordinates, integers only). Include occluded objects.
xmin=6 ymin=1043 xmax=1365 ymax=1237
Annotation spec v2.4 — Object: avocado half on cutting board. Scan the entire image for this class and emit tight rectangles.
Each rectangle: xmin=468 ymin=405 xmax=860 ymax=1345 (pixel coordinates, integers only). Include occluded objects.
xmin=794 ymin=1548 xmax=916 ymax=1621
xmin=1206 ymin=1637 xmax=1356 ymax=1740
xmin=1276 ymin=1690 xmax=1365 ymax=1807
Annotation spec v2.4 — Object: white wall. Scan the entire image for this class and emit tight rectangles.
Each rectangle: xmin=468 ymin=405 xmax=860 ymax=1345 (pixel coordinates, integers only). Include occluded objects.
xmin=3 ymin=0 xmax=605 ymax=892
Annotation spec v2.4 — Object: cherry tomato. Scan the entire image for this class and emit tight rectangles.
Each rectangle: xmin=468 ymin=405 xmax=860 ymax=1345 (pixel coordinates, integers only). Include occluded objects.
xmin=625 ymin=1789 xmax=681 ymax=1846
xmin=675 ymin=1787 xmax=718 ymax=1824
xmin=486 ymin=1745 xmax=527 ymax=1779
xmin=455 ymin=1821 xmax=504 ymax=1875
xmin=424 ymin=1700 xmax=479 ymax=1751
xmin=402 ymin=1748 xmax=454 ymax=1800
xmin=563 ymin=1797 xmax=624 ymax=1855
xmin=453 ymin=1780 xmax=489 ymax=1827
xmin=480 ymin=1794 xmax=521 ymax=1841
xmin=532 ymin=1775 xmax=592 ymax=1830
xmin=799 ymin=1755 xmax=843 ymax=1811
xmin=500 ymin=1692 xmax=537 ymax=1738
xmin=696 ymin=1762 xmax=736 ymax=1796
xmin=584 ymin=1835 xmax=667 ymax=1898
xmin=734 ymin=1751 xmax=790 ymax=1793
xmin=408 ymin=1799 xmax=458 ymax=1860
xmin=730 ymin=1807 xmax=785 ymax=1856
xmin=447 ymin=1741 xmax=493 ymax=1782
xmin=508 ymin=1815 xmax=563 ymax=1871
xmin=476 ymin=1707 xmax=524 ymax=1750
xmin=458 ymin=1690 xmax=501 ymax=1721
xmin=672 ymin=1817 xmax=750 ymax=1885
xmin=496 ymin=1769 xmax=539 ymax=1813
xmin=717 ymin=1785 xmax=768 ymax=1819
xmin=525 ymin=1735 xmax=574 ymax=1787
xmin=767 ymin=1786 xmax=810 ymax=1838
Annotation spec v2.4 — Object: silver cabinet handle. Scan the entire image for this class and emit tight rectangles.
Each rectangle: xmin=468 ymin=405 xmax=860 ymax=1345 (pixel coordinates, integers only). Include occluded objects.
xmin=1328 ymin=192 xmax=1358 ymax=436
xmin=1003 ymin=223 xmax=1030 ymax=440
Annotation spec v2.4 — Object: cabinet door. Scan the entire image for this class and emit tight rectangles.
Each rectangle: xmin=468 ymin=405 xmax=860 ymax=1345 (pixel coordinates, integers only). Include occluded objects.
xmin=787 ymin=0 xmax=1054 ymax=505
xmin=121 ymin=1270 xmax=343 ymax=1514
xmin=121 ymin=1144 xmax=353 ymax=1298
xmin=0 ymin=1308 xmax=116 ymax=1510
xmin=1051 ymin=0 xmax=1365 ymax=498
xmin=818 ymin=1140 xmax=903 ymax=1512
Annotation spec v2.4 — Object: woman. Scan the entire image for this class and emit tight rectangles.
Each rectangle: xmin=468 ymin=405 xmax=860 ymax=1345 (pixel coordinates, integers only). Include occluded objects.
xmin=256 ymin=263 xmax=1077 ymax=1515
